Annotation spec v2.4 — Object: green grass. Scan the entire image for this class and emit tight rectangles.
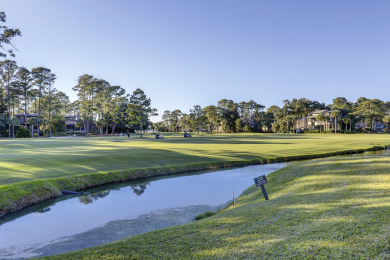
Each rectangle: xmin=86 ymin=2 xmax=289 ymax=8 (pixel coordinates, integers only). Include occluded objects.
xmin=42 ymin=151 xmax=390 ymax=259
xmin=1 ymin=133 xmax=390 ymax=215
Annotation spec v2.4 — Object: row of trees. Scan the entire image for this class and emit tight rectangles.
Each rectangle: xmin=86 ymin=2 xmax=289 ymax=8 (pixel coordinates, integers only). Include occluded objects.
xmin=273 ymin=97 xmax=390 ymax=134
xmin=72 ymin=74 xmax=157 ymax=136
xmin=0 ymin=67 xmax=158 ymax=137
xmin=156 ymin=100 xmax=268 ymax=133
xmin=0 ymin=60 xmax=62 ymax=137
xmin=154 ymin=97 xmax=390 ymax=134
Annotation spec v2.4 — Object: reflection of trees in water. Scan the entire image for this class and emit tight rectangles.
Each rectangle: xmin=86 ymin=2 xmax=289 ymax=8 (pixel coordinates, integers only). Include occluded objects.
xmin=37 ymin=207 xmax=51 ymax=214
xmin=77 ymin=183 xmax=149 ymax=204
xmin=79 ymin=191 xmax=111 ymax=205
xmin=130 ymin=183 xmax=150 ymax=196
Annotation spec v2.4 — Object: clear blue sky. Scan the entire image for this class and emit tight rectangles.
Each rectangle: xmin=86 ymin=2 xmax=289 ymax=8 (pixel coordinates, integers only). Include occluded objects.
xmin=2 ymin=1 xmax=390 ymax=121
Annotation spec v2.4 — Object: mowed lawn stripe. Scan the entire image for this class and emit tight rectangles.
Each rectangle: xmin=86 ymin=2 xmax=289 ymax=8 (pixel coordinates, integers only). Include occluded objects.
xmin=0 ymin=133 xmax=389 ymax=184
xmin=1 ymin=133 xmax=390 ymax=216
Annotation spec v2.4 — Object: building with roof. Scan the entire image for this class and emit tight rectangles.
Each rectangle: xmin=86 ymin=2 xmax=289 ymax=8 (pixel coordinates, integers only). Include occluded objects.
xmin=14 ymin=113 xmax=38 ymax=125
xmin=295 ymin=109 xmax=338 ymax=132
xmin=65 ymin=115 xmax=77 ymax=132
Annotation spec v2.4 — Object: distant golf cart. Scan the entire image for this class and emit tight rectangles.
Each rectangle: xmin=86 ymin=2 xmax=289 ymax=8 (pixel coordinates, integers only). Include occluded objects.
xmin=184 ymin=132 xmax=192 ymax=138
xmin=155 ymin=133 xmax=164 ymax=139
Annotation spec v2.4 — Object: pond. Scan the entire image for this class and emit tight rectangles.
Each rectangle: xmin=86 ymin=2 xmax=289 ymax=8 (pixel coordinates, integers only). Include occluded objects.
xmin=0 ymin=162 xmax=287 ymax=259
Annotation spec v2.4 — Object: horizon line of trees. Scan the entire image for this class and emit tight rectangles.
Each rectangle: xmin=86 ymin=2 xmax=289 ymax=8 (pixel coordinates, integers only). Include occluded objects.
xmin=156 ymin=97 xmax=390 ymax=134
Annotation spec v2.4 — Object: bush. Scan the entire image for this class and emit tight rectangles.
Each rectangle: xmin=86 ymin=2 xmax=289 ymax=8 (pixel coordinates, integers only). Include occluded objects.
xmin=243 ymin=125 xmax=253 ymax=132
xmin=195 ymin=211 xmax=217 ymax=220
xmin=16 ymin=127 xmax=32 ymax=138
xmin=305 ymin=130 xmax=320 ymax=133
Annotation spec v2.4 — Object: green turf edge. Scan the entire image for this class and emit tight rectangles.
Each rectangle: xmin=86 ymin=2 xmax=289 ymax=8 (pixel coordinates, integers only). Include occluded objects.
xmin=0 ymin=145 xmax=387 ymax=217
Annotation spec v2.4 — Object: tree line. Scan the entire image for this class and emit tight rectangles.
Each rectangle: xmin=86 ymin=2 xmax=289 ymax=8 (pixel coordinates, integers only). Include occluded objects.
xmin=0 ymin=62 xmax=157 ymax=137
xmin=156 ymin=97 xmax=390 ymax=134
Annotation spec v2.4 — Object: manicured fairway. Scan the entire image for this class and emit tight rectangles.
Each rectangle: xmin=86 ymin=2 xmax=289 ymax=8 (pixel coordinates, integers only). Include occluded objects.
xmin=1 ymin=133 xmax=390 ymax=185
xmin=0 ymin=134 xmax=390 ymax=216
xmin=46 ymin=151 xmax=390 ymax=259
xmin=1 ymin=133 xmax=390 ymax=215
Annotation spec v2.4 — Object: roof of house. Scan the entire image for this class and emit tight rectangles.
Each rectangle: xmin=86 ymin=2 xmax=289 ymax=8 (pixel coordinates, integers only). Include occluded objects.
xmin=15 ymin=113 xmax=38 ymax=117
xmin=311 ymin=109 xmax=329 ymax=114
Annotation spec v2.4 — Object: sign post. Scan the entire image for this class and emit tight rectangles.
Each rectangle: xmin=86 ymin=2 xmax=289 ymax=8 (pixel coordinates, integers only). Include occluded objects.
xmin=253 ymin=175 xmax=269 ymax=200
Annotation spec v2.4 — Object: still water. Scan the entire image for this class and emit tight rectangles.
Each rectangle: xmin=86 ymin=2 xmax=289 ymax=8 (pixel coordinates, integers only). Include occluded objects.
xmin=0 ymin=163 xmax=287 ymax=259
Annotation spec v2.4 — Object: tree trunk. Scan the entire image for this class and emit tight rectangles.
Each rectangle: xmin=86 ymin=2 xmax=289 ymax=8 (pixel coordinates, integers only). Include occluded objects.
xmin=48 ymin=90 xmax=51 ymax=137
xmin=38 ymin=85 xmax=42 ymax=137
xmin=106 ymin=118 xmax=109 ymax=134
xmin=7 ymin=77 xmax=11 ymax=138
xmin=287 ymin=121 xmax=289 ymax=134
xmin=111 ymin=123 xmax=116 ymax=134
xmin=24 ymin=89 xmax=28 ymax=127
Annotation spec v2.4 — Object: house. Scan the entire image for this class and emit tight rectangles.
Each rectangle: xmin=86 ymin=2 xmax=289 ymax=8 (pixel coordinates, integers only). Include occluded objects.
xmin=14 ymin=113 xmax=38 ymax=125
xmin=355 ymin=121 xmax=386 ymax=132
xmin=295 ymin=110 xmax=338 ymax=132
xmin=65 ymin=115 xmax=77 ymax=132
xmin=373 ymin=122 xmax=386 ymax=132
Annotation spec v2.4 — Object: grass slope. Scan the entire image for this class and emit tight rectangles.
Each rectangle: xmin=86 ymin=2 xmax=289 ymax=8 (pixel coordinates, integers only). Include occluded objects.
xmin=1 ymin=133 xmax=390 ymax=215
xmin=44 ymin=151 xmax=390 ymax=259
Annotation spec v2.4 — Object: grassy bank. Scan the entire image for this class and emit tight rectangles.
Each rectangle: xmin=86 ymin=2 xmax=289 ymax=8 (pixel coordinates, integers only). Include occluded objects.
xmin=1 ymin=133 xmax=390 ymax=216
xmin=43 ymin=151 xmax=390 ymax=259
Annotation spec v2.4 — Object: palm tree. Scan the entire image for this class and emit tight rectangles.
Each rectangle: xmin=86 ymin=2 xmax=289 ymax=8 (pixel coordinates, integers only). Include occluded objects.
xmin=26 ymin=117 xmax=37 ymax=137
xmin=8 ymin=117 xmax=19 ymax=138
xmin=316 ymin=114 xmax=326 ymax=133
xmin=342 ymin=116 xmax=352 ymax=133
xmin=331 ymin=110 xmax=341 ymax=134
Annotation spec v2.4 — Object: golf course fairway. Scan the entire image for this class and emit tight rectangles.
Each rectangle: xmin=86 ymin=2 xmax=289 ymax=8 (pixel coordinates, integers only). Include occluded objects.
xmin=1 ymin=133 xmax=389 ymax=217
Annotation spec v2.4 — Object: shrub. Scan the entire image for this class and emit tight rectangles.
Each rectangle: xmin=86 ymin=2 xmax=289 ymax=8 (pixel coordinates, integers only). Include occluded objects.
xmin=243 ymin=125 xmax=253 ymax=132
xmin=195 ymin=211 xmax=217 ymax=220
xmin=16 ymin=127 xmax=32 ymax=138
xmin=305 ymin=130 xmax=320 ymax=133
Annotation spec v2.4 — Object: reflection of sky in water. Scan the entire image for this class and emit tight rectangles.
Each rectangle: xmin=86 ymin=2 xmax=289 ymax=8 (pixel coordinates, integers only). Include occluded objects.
xmin=0 ymin=163 xmax=286 ymax=254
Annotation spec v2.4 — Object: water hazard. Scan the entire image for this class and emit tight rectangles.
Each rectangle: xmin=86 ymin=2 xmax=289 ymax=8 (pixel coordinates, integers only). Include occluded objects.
xmin=0 ymin=163 xmax=287 ymax=259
